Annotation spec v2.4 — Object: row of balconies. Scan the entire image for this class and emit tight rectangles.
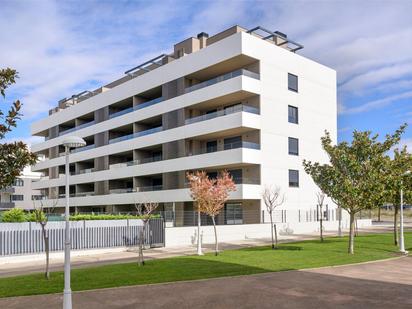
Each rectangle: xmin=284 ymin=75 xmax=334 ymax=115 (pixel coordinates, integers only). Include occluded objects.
xmin=43 ymin=67 xmax=259 ymax=142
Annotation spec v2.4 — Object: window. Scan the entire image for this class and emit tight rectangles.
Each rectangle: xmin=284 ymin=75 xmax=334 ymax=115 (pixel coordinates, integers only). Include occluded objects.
xmin=288 ymin=73 xmax=298 ymax=92
xmin=32 ymin=195 xmax=44 ymax=201
xmin=11 ymin=195 xmax=24 ymax=201
xmin=228 ymin=169 xmax=243 ymax=184
xmin=13 ymin=179 xmax=24 ymax=186
xmin=206 ymin=140 xmax=218 ymax=153
xmin=288 ymin=137 xmax=299 ymax=156
xmin=289 ymin=170 xmax=299 ymax=187
xmin=288 ymin=105 xmax=298 ymax=124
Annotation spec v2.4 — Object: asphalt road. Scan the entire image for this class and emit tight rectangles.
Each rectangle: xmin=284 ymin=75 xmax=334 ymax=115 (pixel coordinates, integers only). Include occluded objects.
xmin=1 ymin=256 xmax=411 ymax=309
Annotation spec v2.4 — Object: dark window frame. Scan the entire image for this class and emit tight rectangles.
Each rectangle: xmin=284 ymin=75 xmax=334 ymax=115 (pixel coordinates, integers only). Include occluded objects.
xmin=289 ymin=169 xmax=299 ymax=187
xmin=288 ymin=73 xmax=298 ymax=92
xmin=288 ymin=137 xmax=299 ymax=156
xmin=288 ymin=105 xmax=298 ymax=124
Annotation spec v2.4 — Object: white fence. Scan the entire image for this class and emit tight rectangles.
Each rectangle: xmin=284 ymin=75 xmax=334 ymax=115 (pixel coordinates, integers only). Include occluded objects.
xmin=0 ymin=218 xmax=164 ymax=256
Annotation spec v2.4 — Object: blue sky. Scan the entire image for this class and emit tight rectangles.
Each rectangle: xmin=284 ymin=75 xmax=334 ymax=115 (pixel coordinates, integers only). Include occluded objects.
xmin=0 ymin=0 xmax=411 ymax=149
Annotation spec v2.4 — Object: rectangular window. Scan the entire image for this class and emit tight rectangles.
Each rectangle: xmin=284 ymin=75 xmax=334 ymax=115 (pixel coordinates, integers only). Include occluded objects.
xmin=206 ymin=140 xmax=218 ymax=153
xmin=288 ymin=105 xmax=298 ymax=124
xmin=288 ymin=73 xmax=298 ymax=92
xmin=11 ymin=195 xmax=24 ymax=201
xmin=289 ymin=170 xmax=299 ymax=187
xmin=13 ymin=179 xmax=24 ymax=186
xmin=288 ymin=137 xmax=299 ymax=156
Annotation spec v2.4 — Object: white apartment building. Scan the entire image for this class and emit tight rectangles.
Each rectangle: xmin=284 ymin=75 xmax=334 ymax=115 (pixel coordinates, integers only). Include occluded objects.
xmin=30 ymin=25 xmax=337 ymax=227
xmin=0 ymin=167 xmax=42 ymax=210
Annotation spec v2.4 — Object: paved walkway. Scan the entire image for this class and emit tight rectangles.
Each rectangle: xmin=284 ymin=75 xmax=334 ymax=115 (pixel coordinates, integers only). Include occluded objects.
xmin=1 ymin=257 xmax=411 ymax=309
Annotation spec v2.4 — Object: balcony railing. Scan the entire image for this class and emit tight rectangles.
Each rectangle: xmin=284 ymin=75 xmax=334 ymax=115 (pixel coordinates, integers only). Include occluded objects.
xmin=108 ymin=126 xmax=162 ymax=145
xmin=71 ymin=144 xmax=95 ymax=153
xmin=224 ymin=141 xmax=260 ymax=150
xmin=185 ymin=69 xmax=260 ymax=94
xmin=109 ymin=97 xmax=163 ymax=119
xmin=58 ymin=120 xmax=96 ymax=137
xmin=110 ymin=156 xmax=162 ymax=169
xmin=185 ymin=104 xmax=259 ymax=125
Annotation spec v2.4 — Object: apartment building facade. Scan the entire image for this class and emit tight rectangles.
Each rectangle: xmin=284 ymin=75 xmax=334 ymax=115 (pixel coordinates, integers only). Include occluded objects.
xmin=31 ymin=26 xmax=337 ymax=226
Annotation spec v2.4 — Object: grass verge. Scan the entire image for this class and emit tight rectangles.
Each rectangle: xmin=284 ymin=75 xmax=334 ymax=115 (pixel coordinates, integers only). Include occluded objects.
xmin=0 ymin=232 xmax=409 ymax=298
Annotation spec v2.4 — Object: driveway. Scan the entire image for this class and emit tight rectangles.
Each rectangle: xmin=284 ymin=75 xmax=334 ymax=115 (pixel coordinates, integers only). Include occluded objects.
xmin=1 ymin=256 xmax=411 ymax=309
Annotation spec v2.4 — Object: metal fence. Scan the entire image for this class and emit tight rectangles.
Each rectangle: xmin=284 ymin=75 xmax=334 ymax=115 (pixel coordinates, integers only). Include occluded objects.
xmin=0 ymin=218 xmax=164 ymax=256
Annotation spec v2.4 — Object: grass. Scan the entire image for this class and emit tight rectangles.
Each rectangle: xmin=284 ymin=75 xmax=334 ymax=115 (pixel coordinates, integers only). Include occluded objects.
xmin=0 ymin=232 xmax=410 ymax=298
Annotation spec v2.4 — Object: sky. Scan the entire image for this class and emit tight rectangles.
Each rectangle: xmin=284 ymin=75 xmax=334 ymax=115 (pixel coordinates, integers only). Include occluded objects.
xmin=0 ymin=0 xmax=411 ymax=149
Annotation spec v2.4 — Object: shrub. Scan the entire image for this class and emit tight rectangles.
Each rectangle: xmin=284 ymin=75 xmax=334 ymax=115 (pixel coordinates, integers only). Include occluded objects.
xmin=1 ymin=208 xmax=28 ymax=222
xmin=69 ymin=213 xmax=160 ymax=221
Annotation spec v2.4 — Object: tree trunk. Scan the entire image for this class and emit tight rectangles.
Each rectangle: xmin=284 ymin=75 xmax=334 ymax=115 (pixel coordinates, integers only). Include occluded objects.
xmin=138 ymin=224 xmax=145 ymax=266
xmin=320 ymin=206 xmax=324 ymax=242
xmin=394 ymin=205 xmax=399 ymax=246
xmin=338 ymin=206 xmax=342 ymax=237
xmin=348 ymin=212 xmax=355 ymax=254
xmin=378 ymin=207 xmax=381 ymax=222
xmin=211 ymin=216 xmax=219 ymax=256
xmin=41 ymin=224 xmax=50 ymax=279
xmin=269 ymin=212 xmax=275 ymax=249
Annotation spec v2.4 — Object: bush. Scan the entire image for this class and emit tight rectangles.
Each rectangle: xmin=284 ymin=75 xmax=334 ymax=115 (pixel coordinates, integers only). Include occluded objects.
xmin=1 ymin=208 xmax=28 ymax=222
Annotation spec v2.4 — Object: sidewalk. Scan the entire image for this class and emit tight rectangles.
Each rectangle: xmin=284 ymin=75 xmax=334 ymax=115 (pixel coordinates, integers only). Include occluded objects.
xmin=0 ymin=223 xmax=407 ymax=278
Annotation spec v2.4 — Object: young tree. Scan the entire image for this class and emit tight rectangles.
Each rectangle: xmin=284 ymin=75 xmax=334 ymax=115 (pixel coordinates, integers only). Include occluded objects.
xmin=33 ymin=200 xmax=56 ymax=279
xmin=0 ymin=68 xmax=37 ymax=189
xmin=383 ymin=147 xmax=412 ymax=245
xmin=303 ymin=125 xmax=406 ymax=254
xmin=187 ymin=171 xmax=236 ymax=255
xmin=262 ymin=185 xmax=285 ymax=249
xmin=134 ymin=201 xmax=158 ymax=266
xmin=186 ymin=171 xmax=210 ymax=255
xmin=316 ymin=191 xmax=326 ymax=242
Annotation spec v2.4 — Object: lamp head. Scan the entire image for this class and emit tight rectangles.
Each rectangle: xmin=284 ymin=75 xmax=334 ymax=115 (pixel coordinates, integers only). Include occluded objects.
xmin=62 ymin=136 xmax=86 ymax=149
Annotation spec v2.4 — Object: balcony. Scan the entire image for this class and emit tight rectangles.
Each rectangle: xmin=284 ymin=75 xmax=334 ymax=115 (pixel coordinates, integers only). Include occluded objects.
xmin=185 ymin=69 xmax=260 ymax=94
xmin=185 ymin=104 xmax=259 ymax=125
xmin=108 ymin=126 xmax=162 ymax=145
xmin=58 ymin=120 xmax=96 ymax=137
xmin=71 ymin=144 xmax=95 ymax=154
xmin=109 ymin=97 xmax=164 ymax=120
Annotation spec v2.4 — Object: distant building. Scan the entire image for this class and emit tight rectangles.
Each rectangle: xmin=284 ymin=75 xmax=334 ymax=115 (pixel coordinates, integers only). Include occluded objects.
xmin=0 ymin=166 xmax=41 ymax=210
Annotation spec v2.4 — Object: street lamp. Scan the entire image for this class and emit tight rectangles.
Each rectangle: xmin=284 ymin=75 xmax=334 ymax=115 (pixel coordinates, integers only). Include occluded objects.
xmin=399 ymin=170 xmax=411 ymax=254
xmin=62 ymin=136 xmax=86 ymax=309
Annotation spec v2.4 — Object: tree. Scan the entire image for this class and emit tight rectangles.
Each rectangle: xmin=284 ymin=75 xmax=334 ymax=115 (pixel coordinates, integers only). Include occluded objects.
xmin=316 ymin=191 xmax=326 ymax=242
xmin=262 ymin=185 xmax=285 ymax=249
xmin=383 ymin=147 xmax=412 ymax=245
xmin=134 ymin=201 xmax=158 ymax=266
xmin=0 ymin=68 xmax=37 ymax=189
xmin=303 ymin=125 xmax=406 ymax=254
xmin=187 ymin=171 xmax=236 ymax=256
xmin=33 ymin=200 xmax=57 ymax=279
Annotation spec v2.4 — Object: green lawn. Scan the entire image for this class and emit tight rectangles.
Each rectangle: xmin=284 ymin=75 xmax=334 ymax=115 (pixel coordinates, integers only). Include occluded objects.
xmin=0 ymin=233 xmax=409 ymax=298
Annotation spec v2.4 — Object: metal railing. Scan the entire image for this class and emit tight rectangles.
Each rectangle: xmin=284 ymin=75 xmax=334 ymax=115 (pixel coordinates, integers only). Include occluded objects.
xmin=185 ymin=69 xmax=260 ymax=94
xmin=108 ymin=126 xmax=162 ymax=144
xmin=109 ymin=97 xmax=163 ymax=119
xmin=185 ymin=104 xmax=259 ymax=125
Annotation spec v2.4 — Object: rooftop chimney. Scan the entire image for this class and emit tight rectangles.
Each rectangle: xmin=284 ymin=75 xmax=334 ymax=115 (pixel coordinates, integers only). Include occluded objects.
xmin=197 ymin=32 xmax=209 ymax=49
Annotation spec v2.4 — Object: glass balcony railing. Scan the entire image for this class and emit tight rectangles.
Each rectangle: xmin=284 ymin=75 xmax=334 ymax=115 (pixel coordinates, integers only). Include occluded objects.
xmin=58 ymin=120 xmax=96 ymax=136
xmin=71 ymin=144 xmax=95 ymax=153
xmin=108 ymin=126 xmax=162 ymax=145
xmin=185 ymin=104 xmax=259 ymax=125
xmin=109 ymin=97 xmax=163 ymax=119
xmin=185 ymin=69 xmax=260 ymax=94
xmin=110 ymin=156 xmax=162 ymax=169
xmin=223 ymin=141 xmax=260 ymax=150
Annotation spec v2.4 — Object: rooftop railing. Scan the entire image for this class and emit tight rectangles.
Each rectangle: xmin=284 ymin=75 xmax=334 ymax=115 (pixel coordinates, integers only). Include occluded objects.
xmin=185 ymin=69 xmax=260 ymax=94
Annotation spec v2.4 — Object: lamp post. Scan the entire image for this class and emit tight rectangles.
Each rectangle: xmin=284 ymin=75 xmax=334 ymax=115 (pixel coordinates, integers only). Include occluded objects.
xmin=399 ymin=170 xmax=411 ymax=254
xmin=62 ymin=136 xmax=86 ymax=309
